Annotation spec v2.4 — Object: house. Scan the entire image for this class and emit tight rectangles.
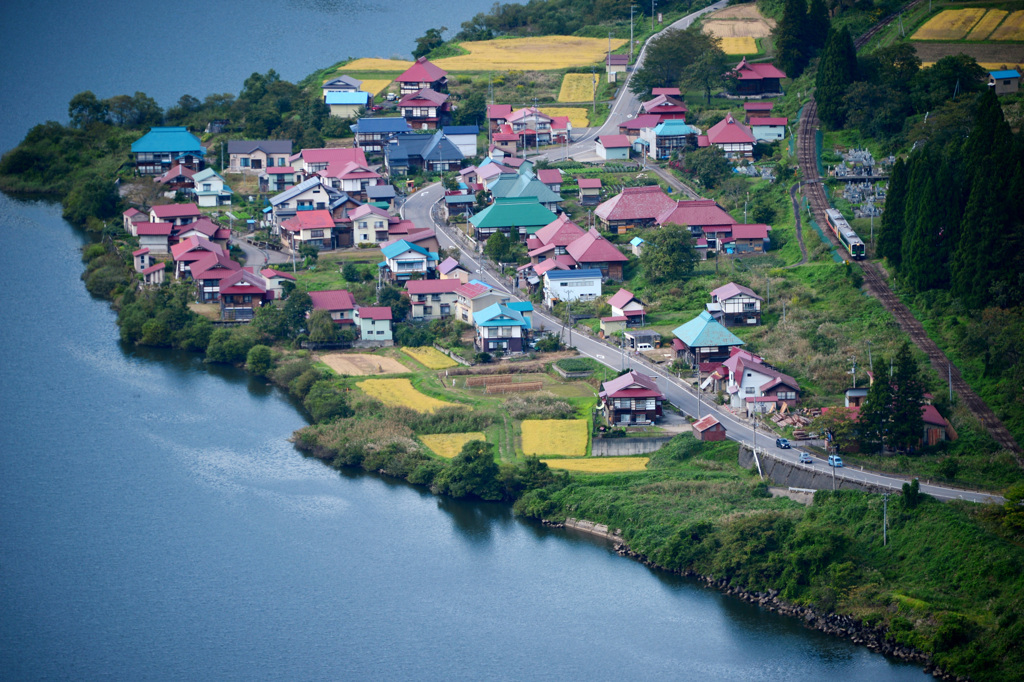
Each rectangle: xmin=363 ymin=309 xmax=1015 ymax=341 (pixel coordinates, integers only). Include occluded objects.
xmin=527 ymin=213 xmax=587 ymax=261
xmin=321 ymin=75 xmax=363 ymax=98
xmin=487 ymin=104 xmax=513 ymax=134
xmin=316 ymin=160 xmax=382 ymax=201
xmin=355 ymin=307 xmax=393 ymax=345
xmin=742 ymin=101 xmax=774 ymax=122
xmin=599 ymin=371 xmax=664 ymax=425
xmin=487 ymin=162 xmax=562 ymax=211
xmin=405 ymin=278 xmax=462 ymax=320
xmin=619 ymin=114 xmax=662 ymax=140
xmin=543 ymin=268 xmax=602 ymax=307
xmin=383 ymin=224 xmax=438 ymax=252
xmin=578 ymin=177 xmax=602 ymax=206
xmin=170 ymin=235 xmax=227 ymax=280
xmin=309 ymin=289 xmax=357 ymax=325
xmin=261 ymin=166 xmax=298 ymax=193
xmin=260 ymin=268 xmax=296 ymax=300
xmin=550 ymin=115 xmax=572 ymax=144
xmin=281 ymin=209 xmax=335 ymax=251
xmin=844 ymin=386 xmax=868 ymax=407
xmin=707 ymin=282 xmax=763 ymax=326
xmin=629 ymin=236 xmax=644 ymax=255
xmin=454 ymin=281 xmax=509 ymax=323
xmin=443 ymin=125 xmax=480 ymax=157
xmin=131 ymin=127 xmax=205 ymax=175
xmin=596 ymin=135 xmax=631 ymax=160
xmin=268 ymin=177 xmax=339 ymax=229
xmin=140 ymin=262 xmax=165 ymax=287
xmin=155 ymin=164 xmax=195 ymax=192
xmin=988 ymin=69 xmax=1020 ymax=95
xmin=379 ymin=239 xmax=438 ymax=281
xmin=473 ymin=303 xmax=532 ymax=355
xmin=728 ymin=223 xmax=771 ymax=253
xmin=352 ymin=117 xmax=413 ymax=154
xmin=699 ymin=113 xmax=756 ymax=159
xmin=136 ymin=222 xmax=173 ymax=253
xmin=639 ymin=94 xmax=688 ymax=122
xmin=175 ymin=217 xmax=230 ymax=249
xmin=651 ymin=87 xmax=682 ymax=97
xmin=607 ymin=288 xmax=645 ymax=326
xmin=220 ymin=269 xmax=271 ymax=321
xmin=366 ymin=184 xmax=397 ymax=209
xmin=719 ymin=347 xmax=800 ymax=414
xmin=396 ymin=57 xmax=448 ymax=95
xmin=350 ymin=204 xmax=392 ymax=244
xmin=289 ymin=147 xmax=370 ymax=174
xmin=536 ymin=168 xmax=562 ymax=194
xmin=385 ymin=130 xmax=464 ymax=174
xmin=191 ymin=168 xmax=233 ymax=207
xmin=731 ymin=58 xmax=787 ymax=97
xmin=190 ymin=252 xmax=242 ymax=302
xmin=443 ymin=193 xmax=476 ymax=220
xmin=623 ymin=328 xmax=660 ymax=350
xmin=469 ymin=197 xmax=558 ymax=241
xmin=656 ymin=198 xmax=736 ymax=251
xmin=606 ymin=53 xmax=630 ymax=82
xmin=692 ymin=415 xmax=727 ymax=441
xmin=398 ymin=88 xmax=449 ymax=129
xmin=671 ymin=310 xmax=745 ymax=364
xmin=438 ymin=256 xmax=470 ymax=283
xmin=506 ymin=107 xmax=554 ymax=148
xmin=132 ymin=248 xmax=152 ymax=272
xmin=595 ymin=185 xmax=675 ymax=234
xmin=599 ymin=315 xmax=627 ymax=337
xmin=227 ymin=140 xmax=293 ymax=172
xmin=564 ymin=228 xmax=629 ymax=280
xmin=749 ymin=117 xmax=787 ymax=142
xmin=326 ymin=91 xmax=372 ymax=119
xmin=922 ymin=404 xmax=958 ymax=446
xmin=639 ymin=119 xmax=700 ymax=160
xmin=149 ymin=203 xmax=201 ymax=227
xmin=123 ymin=208 xmax=147 ymax=234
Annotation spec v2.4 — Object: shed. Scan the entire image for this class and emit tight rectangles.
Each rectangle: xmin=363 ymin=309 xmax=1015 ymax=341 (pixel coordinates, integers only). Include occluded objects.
xmin=988 ymin=70 xmax=1020 ymax=95
xmin=692 ymin=415 xmax=726 ymax=441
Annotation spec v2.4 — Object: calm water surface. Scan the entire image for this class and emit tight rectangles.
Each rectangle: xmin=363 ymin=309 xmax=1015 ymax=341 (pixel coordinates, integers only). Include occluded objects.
xmin=0 ymin=2 xmax=927 ymax=679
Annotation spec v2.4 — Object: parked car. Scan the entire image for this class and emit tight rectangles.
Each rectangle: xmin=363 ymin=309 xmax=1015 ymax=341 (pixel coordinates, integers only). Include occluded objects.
xmin=798 ymin=451 xmax=813 ymax=465
xmin=370 ymin=105 xmax=383 ymax=112
xmin=775 ymin=438 xmax=791 ymax=449
xmin=386 ymin=92 xmax=397 ymax=101
xmin=828 ymin=454 xmax=844 ymax=468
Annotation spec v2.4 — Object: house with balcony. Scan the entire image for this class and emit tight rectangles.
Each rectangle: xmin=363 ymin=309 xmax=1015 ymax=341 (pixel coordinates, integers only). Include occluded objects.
xmin=405 ymin=278 xmax=461 ymax=320
xmin=719 ymin=347 xmax=800 ymax=414
xmin=671 ymin=311 xmax=744 ymax=364
xmin=507 ymin=107 xmax=553 ymax=148
xmin=399 ymin=88 xmax=449 ymax=130
xmin=698 ymin=113 xmax=756 ymax=159
xmin=281 ymin=209 xmax=335 ymax=251
xmin=316 ymin=160 xmax=381 ymax=201
xmin=352 ymin=117 xmax=413 ymax=154
xmin=351 ymin=204 xmax=392 ymax=244
xmin=599 ymin=370 xmax=664 ymax=425
xmin=227 ymin=140 xmax=293 ymax=173
xmin=190 ymin=252 xmax=242 ymax=302
xmin=309 ymin=289 xmax=357 ymax=326
xmin=453 ymin=281 xmax=508 ymax=324
xmin=639 ymin=119 xmax=700 ymax=160
xmin=191 ymin=168 xmax=233 ymax=207
xmin=707 ymin=282 xmax=764 ymax=326
xmin=150 ymin=203 xmax=201 ymax=227
xmin=396 ymin=57 xmax=448 ymax=95
xmin=220 ymin=269 xmax=271 ymax=321
xmin=384 ymin=130 xmax=464 ymax=175
xmin=595 ymin=185 xmax=675 ymax=234
xmin=261 ymin=166 xmax=297 ymax=192
xmin=131 ymin=127 xmax=205 ymax=176
xmin=289 ymin=147 xmax=370 ymax=174
xmin=268 ymin=178 xmax=341 ymax=231
xmin=473 ymin=303 xmax=532 ymax=355
xmin=379 ymin=239 xmax=439 ymax=282
xmin=170 ymin=235 xmax=227 ymax=280
xmin=155 ymin=164 xmax=195 ymax=192
xmin=321 ymin=75 xmax=363 ymax=98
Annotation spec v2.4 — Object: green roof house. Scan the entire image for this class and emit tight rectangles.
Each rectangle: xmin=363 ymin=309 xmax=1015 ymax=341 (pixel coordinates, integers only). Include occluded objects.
xmin=469 ymin=197 xmax=558 ymax=242
xmin=487 ymin=164 xmax=562 ymax=211
xmin=672 ymin=310 xmax=744 ymax=363
xmin=191 ymin=168 xmax=233 ymax=207
xmin=131 ymin=127 xmax=205 ymax=176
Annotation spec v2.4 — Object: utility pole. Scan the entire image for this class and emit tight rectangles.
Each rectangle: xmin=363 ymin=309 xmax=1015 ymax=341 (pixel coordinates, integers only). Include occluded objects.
xmin=651 ymin=0 xmax=656 ymax=31
xmin=567 ymin=299 xmax=572 ymax=347
xmin=744 ymin=191 xmax=748 ymax=222
xmin=882 ymin=493 xmax=889 ymax=546
xmin=867 ymin=340 xmax=873 ymax=374
xmin=948 ymin=364 xmax=953 ymax=403
xmin=630 ymin=4 xmax=636 ymax=65
xmin=592 ymin=64 xmax=597 ymax=116
xmin=850 ymin=356 xmax=857 ymax=388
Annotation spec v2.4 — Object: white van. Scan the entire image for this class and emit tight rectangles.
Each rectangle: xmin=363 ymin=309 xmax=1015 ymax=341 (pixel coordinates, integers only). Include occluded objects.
xmin=636 ymin=343 xmax=654 ymax=351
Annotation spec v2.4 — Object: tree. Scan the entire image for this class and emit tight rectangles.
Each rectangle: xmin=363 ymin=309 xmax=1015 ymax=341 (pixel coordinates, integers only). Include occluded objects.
xmin=683 ymin=44 xmax=731 ymax=105
xmin=432 ymin=440 xmax=502 ymax=500
xmin=63 ymin=177 xmax=120 ymax=226
xmin=379 ymin=285 xmax=411 ymax=321
xmin=889 ymin=342 xmax=925 ymax=452
xmin=811 ymin=408 xmax=857 ymax=453
xmin=246 ymin=344 xmax=273 ymax=376
xmin=307 ymin=309 xmax=338 ymax=343
xmin=858 ymin=360 xmax=894 ymax=453
xmin=640 ymin=223 xmax=698 ymax=284
xmin=684 ymin=146 xmax=731 ymax=189
xmin=815 ymin=27 xmax=857 ymax=129
xmin=805 ymin=0 xmax=831 ymax=52
xmin=629 ymin=26 xmax=711 ymax=96
xmin=774 ymin=0 xmax=810 ymax=78
xmin=303 ymin=380 xmax=352 ymax=422
xmin=876 ymin=158 xmax=907 ymax=266
xmin=68 ymin=91 xmax=108 ymax=128
xmin=452 ymin=91 xmax=486 ymax=126
xmin=282 ymin=291 xmax=312 ymax=335
xmin=413 ymin=26 xmax=447 ymax=59
xmin=483 ymin=230 xmax=512 ymax=262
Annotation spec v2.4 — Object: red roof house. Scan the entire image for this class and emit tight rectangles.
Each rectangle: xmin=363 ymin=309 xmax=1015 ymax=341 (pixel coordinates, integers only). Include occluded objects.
xmin=702 ymin=113 xmax=756 ymax=159
xmin=595 ymin=185 xmax=676 ymax=233
xmin=396 ymin=57 xmax=448 ymax=95
xmin=692 ymin=414 xmax=727 ymax=441
xmin=607 ymin=288 xmax=645 ymax=325
xmin=150 ymin=202 xmax=202 ymax=226
xmin=565 ymin=228 xmax=629 ymax=280
xmin=731 ymin=58 xmax=787 ymax=97
xmin=309 ymin=289 xmax=357 ymax=324
xmin=599 ymin=370 xmax=664 ymax=425
xmin=640 ymin=94 xmax=688 ymax=122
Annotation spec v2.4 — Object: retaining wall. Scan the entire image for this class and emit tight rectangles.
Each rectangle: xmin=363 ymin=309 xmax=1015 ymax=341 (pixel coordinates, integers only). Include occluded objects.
xmin=738 ymin=447 xmax=890 ymax=494
xmin=592 ymin=436 xmax=675 ymax=457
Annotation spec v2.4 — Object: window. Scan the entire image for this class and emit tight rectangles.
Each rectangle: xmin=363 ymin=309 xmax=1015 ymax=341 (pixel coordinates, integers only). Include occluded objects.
xmin=242 ymin=295 xmax=252 ymax=303
xmin=440 ymin=304 xmax=450 ymax=315
xmin=203 ymin=183 xmax=212 ymax=191
xmin=745 ymin=387 xmax=756 ymax=395
xmin=377 ymin=330 xmax=384 ymax=335
xmin=431 ymin=294 xmax=440 ymax=301
xmin=240 ymin=158 xmax=250 ymax=167
xmin=423 ymin=306 xmax=433 ymax=315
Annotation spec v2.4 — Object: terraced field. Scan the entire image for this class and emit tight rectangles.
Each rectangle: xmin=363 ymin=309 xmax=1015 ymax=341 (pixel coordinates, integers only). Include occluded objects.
xmin=541 ymin=457 xmax=650 ymax=472
xmin=558 ymin=73 xmax=598 ymax=102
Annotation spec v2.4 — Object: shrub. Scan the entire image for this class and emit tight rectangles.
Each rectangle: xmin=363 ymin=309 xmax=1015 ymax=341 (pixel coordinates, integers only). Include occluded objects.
xmin=246 ymin=344 xmax=273 ymax=376
xmin=555 ymin=357 xmax=599 ymax=372
xmin=303 ymin=380 xmax=353 ymax=422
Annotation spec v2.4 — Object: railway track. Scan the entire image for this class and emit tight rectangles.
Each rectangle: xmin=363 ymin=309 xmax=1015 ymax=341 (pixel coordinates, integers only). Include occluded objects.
xmin=794 ymin=1 xmax=1021 ymax=456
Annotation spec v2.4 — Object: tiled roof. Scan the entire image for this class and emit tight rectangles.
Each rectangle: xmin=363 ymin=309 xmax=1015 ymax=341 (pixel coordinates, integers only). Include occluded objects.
xmin=595 ymin=185 xmax=675 ymax=222
xmin=397 ymin=57 xmax=448 ymax=83
xmin=711 ymin=282 xmax=762 ymax=302
xmin=398 ymin=88 xmax=448 ymax=106
xmin=672 ymin=311 xmax=744 ymax=348
xmin=692 ymin=415 xmax=721 ymax=432
xmin=749 ymin=117 xmax=788 ymax=126
xmin=620 ymin=114 xmax=661 ymax=131
xmin=566 ymin=228 xmax=628 ymax=264
xmin=534 ymin=214 xmax=586 ymax=247
xmin=151 ymin=203 xmax=201 ymax=218
xmin=705 ymin=113 xmax=755 ymax=145
xmin=309 ymin=289 xmax=356 ymax=311
xmin=656 ymin=199 xmax=735 ymax=228
xmin=405 ymin=279 xmax=462 ymax=295
xmin=282 ymin=210 xmax=334 ymax=231
xmin=598 ymin=134 xmax=631 ymax=149
xmin=358 ymin=306 xmax=392 ymax=321
xmin=577 ymin=178 xmax=602 ymax=189
xmin=607 ymin=288 xmax=637 ymax=310
xmin=260 ymin=268 xmax=296 ymax=281
xmin=600 ymin=370 xmax=662 ymax=399
xmin=733 ymin=58 xmax=787 ymax=80
xmin=135 ymin=222 xmax=173 ymax=236
xmin=227 ymin=140 xmax=293 ymax=155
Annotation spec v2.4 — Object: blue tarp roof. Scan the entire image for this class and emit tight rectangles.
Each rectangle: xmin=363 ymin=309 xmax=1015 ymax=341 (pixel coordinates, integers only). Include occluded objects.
xmin=545 ymin=268 xmax=602 ymax=280
xmin=131 ymin=127 xmax=204 ymax=154
xmin=672 ymin=311 xmax=744 ymax=348
xmin=630 ymin=237 xmax=645 ymax=246
xmin=326 ymin=91 xmax=371 ymax=105
xmin=353 ymin=117 xmax=411 ymax=134
xmin=990 ymin=70 xmax=1020 ymax=79
xmin=443 ymin=125 xmax=480 ymax=135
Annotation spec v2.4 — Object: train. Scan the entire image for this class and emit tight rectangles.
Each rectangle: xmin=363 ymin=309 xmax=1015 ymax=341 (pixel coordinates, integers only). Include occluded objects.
xmin=824 ymin=208 xmax=866 ymax=259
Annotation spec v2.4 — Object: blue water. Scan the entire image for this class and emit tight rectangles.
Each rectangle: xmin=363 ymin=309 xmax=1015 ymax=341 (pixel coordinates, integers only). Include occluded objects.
xmin=0 ymin=2 xmax=927 ymax=679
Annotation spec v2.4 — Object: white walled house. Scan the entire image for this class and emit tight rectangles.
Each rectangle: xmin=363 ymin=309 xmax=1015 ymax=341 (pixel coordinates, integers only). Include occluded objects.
xmin=543 ymin=268 xmax=602 ymax=307
xmin=191 ymin=168 xmax=233 ymax=207
xmin=749 ymin=117 xmax=787 ymax=142
xmin=706 ymin=282 xmax=763 ymax=326
xmin=355 ymin=307 xmax=393 ymax=345
xmin=596 ymin=135 xmax=630 ymax=161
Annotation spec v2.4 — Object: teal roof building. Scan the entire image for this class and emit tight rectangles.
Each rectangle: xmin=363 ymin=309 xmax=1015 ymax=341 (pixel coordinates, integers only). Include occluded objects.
xmin=470 ymin=197 xmax=558 ymax=239
xmin=131 ymin=127 xmax=204 ymax=154
xmin=672 ymin=311 xmax=744 ymax=361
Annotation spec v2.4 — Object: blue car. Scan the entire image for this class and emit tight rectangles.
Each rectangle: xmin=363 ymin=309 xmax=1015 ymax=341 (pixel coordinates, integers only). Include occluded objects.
xmin=828 ymin=455 xmax=844 ymax=468
xmin=776 ymin=438 xmax=791 ymax=449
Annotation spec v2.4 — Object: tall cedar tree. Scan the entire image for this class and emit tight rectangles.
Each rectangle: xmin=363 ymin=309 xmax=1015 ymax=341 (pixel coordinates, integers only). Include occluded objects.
xmin=775 ymin=0 xmax=810 ymax=77
xmin=805 ymin=0 xmax=831 ymax=51
xmin=858 ymin=357 xmax=893 ymax=453
xmin=815 ymin=27 xmax=857 ymax=128
xmin=888 ymin=343 xmax=925 ymax=452
xmin=876 ymin=157 xmax=907 ymax=265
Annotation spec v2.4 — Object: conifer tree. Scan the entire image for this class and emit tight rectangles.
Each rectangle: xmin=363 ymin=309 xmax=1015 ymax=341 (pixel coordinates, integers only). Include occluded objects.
xmin=889 ymin=343 xmax=925 ymax=452
xmin=877 ymin=157 xmax=907 ymax=266
xmin=858 ymin=358 xmax=893 ymax=453
xmin=775 ymin=0 xmax=809 ymax=77
xmin=815 ymin=27 xmax=856 ymax=128
xmin=806 ymin=0 xmax=831 ymax=51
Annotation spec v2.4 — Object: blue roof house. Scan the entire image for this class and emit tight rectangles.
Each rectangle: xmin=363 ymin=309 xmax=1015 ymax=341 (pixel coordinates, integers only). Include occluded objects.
xmin=629 ymin=236 xmax=645 ymax=255
xmin=671 ymin=310 xmax=744 ymax=363
xmin=473 ymin=303 xmax=532 ymax=355
xmin=379 ymin=239 xmax=439 ymax=281
xmin=988 ymin=70 xmax=1020 ymax=96
xmin=352 ymin=117 xmax=412 ymax=153
xmin=131 ymin=126 xmax=205 ymax=175
xmin=326 ymin=91 xmax=371 ymax=119
xmin=385 ymin=130 xmax=464 ymax=175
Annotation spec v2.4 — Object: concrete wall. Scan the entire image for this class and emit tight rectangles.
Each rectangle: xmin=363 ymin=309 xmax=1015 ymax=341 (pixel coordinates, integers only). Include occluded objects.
xmin=593 ymin=436 xmax=675 ymax=457
xmin=738 ymin=447 xmax=890 ymax=494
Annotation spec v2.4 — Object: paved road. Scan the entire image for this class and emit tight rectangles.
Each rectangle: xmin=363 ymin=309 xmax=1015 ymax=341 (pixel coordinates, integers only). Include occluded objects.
xmin=232 ymin=233 xmax=291 ymax=269
xmin=403 ymin=185 xmax=1004 ymax=505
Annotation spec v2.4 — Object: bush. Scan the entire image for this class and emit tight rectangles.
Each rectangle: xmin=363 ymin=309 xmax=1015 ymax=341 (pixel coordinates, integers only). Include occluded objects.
xmin=246 ymin=344 xmax=273 ymax=376
xmin=555 ymin=357 xmax=599 ymax=372
xmin=303 ymin=380 xmax=352 ymax=422
xmin=205 ymin=326 xmax=261 ymax=364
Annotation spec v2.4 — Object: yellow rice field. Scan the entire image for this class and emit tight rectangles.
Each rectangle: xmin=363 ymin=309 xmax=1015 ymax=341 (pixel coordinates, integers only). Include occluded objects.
xmin=420 ymin=432 xmax=487 ymax=458
xmin=521 ymin=419 xmax=588 ymax=457
xmin=541 ymin=457 xmax=650 ymax=473
xmin=965 ymin=10 xmax=1008 ymax=41
xmin=720 ymin=36 xmax=758 ymax=55
xmin=544 ymin=107 xmax=590 ymax=127
xmin=923 ymin=61 xmax=1023 ymax=71
xmin=342 ymin=58 xmax=412 ymax=71
xmin=558 ymin=73 xmax=598 ymax=102
xmin=402 ymin=346 xmax=458 ymax=370
xmin=912 ymin=9 xmax=987 ymax=41
xmin=990 ymin=10 xmax=1024 ymax=41
xmin=356 ymin=378 xmax=453 ymax=413
xmin=360 ymin=79 xmax=393 ymax=96
xmin=437 ymin=36 xmax=628 ymax=71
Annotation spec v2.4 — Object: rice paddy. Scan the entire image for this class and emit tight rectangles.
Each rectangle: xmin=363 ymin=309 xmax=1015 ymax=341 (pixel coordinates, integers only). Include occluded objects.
xmin=402 ymin=346 xmax=458 ymax=369
xmin=521 ymin=419 xmax=588 ymax=457
xmin=558 ymin=73 xmax=598 ymax=102
xmin=541 ymin=457 xmax=650 ymax=473
xmin=356 ymin=378 xmax=454 ymax=413
xmin=990 ymin=11 xmax=1024 ymax=41
xmin=912 ymin=9 xmax=987 ymax=41
xmin=922 ymin=61 xmax=1023 ymax=70
xmin=360 ymin=79 xmax=393 ymax=96
xmin=341 ymin=58 xmax=412 ymax=71
xmin=420 ymin=432 xmax=487 ymax=458
xmin=435 ymin=36 xmax=627 ymax=71
xmin=719 ymin=36 xmax=758 ymax=55
xmin=319 ymin=353 xmax=410 ymax=376
xmin=543 ymin=107 xmax=590 ymax=127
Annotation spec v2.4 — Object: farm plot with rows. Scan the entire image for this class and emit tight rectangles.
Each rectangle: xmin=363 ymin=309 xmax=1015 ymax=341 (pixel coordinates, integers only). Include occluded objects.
xmin=541 ymin=457 xmax=649 ymax=473
xmin=402 ymin=346 xmax=458 ymax=369
xmin=420 ymin=432 xmax=487 ymax=458
xmin=356 ymin=378 xmax=454 ymax=413
xmin=990 ymin=10 xmax=1024 ymax=40
xmin=558 ymin=73 xmax=598 ymax=102
xmin=319 ymin=353 xmax=409 ymax=376
xmin=912 ymin=9 xmax=987 ymax=40
xmin=521 ymin=419 xmax=588 ymax=456
xmin=544 ymin=107 xmax=590 ymax=127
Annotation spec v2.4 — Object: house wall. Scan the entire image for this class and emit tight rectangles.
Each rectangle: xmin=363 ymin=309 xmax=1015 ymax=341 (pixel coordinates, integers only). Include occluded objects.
xmin=696 ymin=424 xmax=726 ymax=441
xmin=329 ymin=103 xmax=366 ymax=119
xmin=359 ymin=318 xmax=393 ymax=343
xmin=597 ymin=144 xmax=629 ymax=160
xmin=751 ymin=125 xmax=785 ymax=141
xmin=543 ymin=276 xmax=601 ymax=306
xmin=139 ymin=235 xmax=169 ymax=253
xmin=410 ymin=292 xmax=457 ymax=320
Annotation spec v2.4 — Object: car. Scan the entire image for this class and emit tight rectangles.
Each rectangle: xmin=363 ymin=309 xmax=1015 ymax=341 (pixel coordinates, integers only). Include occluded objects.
xmin=385 ymin=93 xmax=397 ymax=101
xmin=775 ymin=438 xmax=791 ymax=449
xmin=370 ymin=105 xmax=383 ymax=111
xmin=828 ymin=455 xmax=844 ymax=468
xmin=798 ymin=452 xmax=813 ymax=465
